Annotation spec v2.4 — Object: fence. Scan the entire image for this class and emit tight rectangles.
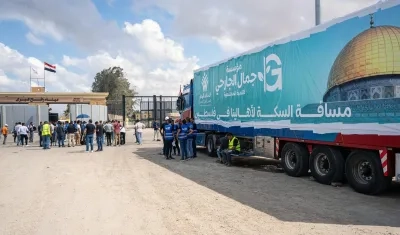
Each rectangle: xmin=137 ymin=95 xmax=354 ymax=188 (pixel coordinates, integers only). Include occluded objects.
xmin=122 ymin=95 xmax=179 ymax=128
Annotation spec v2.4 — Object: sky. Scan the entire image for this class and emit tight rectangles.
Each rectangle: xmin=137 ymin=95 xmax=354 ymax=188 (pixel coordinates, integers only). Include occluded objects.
xmin=0 ymin=0 xmax=379 ymax=113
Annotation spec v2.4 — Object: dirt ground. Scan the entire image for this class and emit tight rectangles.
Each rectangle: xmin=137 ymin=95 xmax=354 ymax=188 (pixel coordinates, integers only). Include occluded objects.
xmin=0 ymin=129 xmax=399 ymax=235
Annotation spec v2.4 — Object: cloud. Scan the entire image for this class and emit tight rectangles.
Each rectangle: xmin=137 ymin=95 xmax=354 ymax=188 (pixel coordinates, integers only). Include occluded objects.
xmin=0 ymin=0 xmax=129 ymax=54
xmin=25 ymin=32 xmax=44 ymax=45
xmin=133 ymin=0 xmax=378 ymax=53
xmin=0 ymin=19 xmax=198 ymax=97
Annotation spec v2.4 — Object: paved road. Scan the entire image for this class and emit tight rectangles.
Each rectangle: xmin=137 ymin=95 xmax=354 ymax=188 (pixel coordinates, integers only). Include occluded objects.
xmin=0 ymin=129 xmax=399 ymax=235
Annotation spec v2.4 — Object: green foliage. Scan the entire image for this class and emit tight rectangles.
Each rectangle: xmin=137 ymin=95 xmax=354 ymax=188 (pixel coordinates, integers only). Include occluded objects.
xmin=91 ymin=66 xmax=137 ymax=116
xmin=63 ymin=104 xmax=70 ymax=117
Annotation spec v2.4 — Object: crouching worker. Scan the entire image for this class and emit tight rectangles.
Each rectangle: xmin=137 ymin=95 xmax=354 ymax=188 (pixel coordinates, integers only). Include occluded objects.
xmin=216 ymin=134 xmax=228 ymax=163
xmin=222 ymin=133 xmax=240 ymax=167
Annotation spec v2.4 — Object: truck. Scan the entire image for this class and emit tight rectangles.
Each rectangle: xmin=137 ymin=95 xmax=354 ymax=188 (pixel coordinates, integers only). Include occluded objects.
xmin=176 ymin=0 xmax=400 ymax=195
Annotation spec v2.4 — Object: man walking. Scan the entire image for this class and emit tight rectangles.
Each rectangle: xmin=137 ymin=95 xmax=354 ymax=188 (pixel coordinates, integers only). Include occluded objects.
xmin=135 ymin=119 xmax=145 ymax=145
xmin=18 ymin=123 xmax=29 ymax=146
xmin=2 ymin=124 xmax=8 ymax=145
xmin=28 ymin=122 xmax=35 ymax=143
xmin=14 ymin=122 xmax=22 ymax=146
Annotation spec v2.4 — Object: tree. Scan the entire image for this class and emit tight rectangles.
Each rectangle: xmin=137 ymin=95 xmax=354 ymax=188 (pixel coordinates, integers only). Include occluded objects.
xmin=63 ymin=104 xmax=70 ymax=118
xmin=91 ymin=66 xmax=137 ymax=117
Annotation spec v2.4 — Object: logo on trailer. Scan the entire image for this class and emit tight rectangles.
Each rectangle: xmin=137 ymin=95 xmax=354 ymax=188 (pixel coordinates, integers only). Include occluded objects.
xmin=201 ymin=73 xmax=208 ymax=92
xmin=264 ymin=54 xmax=282 ymax=92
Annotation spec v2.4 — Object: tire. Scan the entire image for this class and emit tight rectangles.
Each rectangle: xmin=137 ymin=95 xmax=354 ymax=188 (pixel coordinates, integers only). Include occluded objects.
xmin=310 ymin=146 xmax=344 ymax=185
xmin=345 ymin=150 xmax=391 ymax=195
xmin=206 ymin=135 xmax=216 ymax=157
xmin=281 ymin=143 xmax=309 ymax=177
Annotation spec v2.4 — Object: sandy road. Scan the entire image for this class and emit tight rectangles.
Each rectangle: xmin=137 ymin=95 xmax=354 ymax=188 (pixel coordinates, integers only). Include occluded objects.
xmin=0 ymin=129 xmax=399 ymax=235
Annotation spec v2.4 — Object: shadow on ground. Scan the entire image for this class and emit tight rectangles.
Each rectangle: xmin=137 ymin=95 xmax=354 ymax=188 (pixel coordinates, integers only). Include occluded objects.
xmin=134 ymin=146 xmax=400 ymax=227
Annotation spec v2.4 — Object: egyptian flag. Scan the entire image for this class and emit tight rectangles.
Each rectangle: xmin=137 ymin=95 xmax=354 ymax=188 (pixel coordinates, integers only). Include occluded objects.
xmin=44 ymin=62 xmax=56 ymax=73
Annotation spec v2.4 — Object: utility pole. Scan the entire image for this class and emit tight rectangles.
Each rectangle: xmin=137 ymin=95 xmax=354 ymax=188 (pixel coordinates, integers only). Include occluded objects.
xmin=315 ymin=0 xmax=321 ymax=26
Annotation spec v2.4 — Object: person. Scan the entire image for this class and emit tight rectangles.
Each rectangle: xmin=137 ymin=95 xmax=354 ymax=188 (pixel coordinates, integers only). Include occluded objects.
xmin=216 ymin=135 xmax=229 ymax=163
xmin=84 ymin=119 xmax=96 ymax=152
xmin=177 ymin=119 xmax=189 ymax=161
xmin=133 ymin=120 xmax=139 ymax=143
xmin=153 ymin=120 xmax=160 ymax=141
xmin=190 ymin=118 xmax=198 ymax=158
xmin=134 ymin=120 xmax=145 ymax=145
xmin=120 ymin=125 xmax=126 ymax=145
xmin=67 ymin=122 xmax=76 ymax=147
xmin=28 ymin=122 xmax=35 ymax=143
xmin=95 ymin=121 xmax=104 ymax=151
xmin=160 ymin=117 xmax=169 ymax=155
xmin=19 ymin=123 xmax=29 ymax=146
xmin=75 ymin=120 xmax=82 ymax=146
xmin=113 ymin=120 xmax=121 ymax=146
xmin=222 ymin=133 xmax=241 ymax=167
xmin=163 ymin=119 xmax=175 ymax=160
xmin=42 ymin=121 xmax=52 ymax=149
xmin=38 ymin=121 xmax=43 ymax=147
xmin=186 ymin=118 xmax=194 ymax=159
xmin=172 ymin=119 xmax=180 ymax=156
xmin=104 ymin=121 xmax=113 ymax=146
xmin=55 ymin=121 xmax=65 ymax=147
xmin=14 ymin=122 xmax=22 ymax=146
xmin=12 ymin=123 xmax=17 ymax=143
xmin=2 ymin=124 xmax=8 ymax=145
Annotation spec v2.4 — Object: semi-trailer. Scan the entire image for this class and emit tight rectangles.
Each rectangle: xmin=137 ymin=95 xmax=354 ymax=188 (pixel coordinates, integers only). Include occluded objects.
xmin=176 ymin=0 xmax=400 ymax=195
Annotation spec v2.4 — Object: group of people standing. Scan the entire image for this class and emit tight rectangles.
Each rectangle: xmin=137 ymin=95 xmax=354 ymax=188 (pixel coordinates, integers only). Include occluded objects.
xmin=160 ymin=117 xmax=197 ymax=161
xmin=2 ymin=119 xmax=126 ymax=152
xmin=0 ymin=122 xmax=36 ymax=146
xmin=38 ymin=119 xmax=126 ymax=152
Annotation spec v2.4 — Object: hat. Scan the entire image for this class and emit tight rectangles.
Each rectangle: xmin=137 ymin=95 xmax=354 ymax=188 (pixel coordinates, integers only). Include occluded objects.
xmin=165 ymin=116 xmax=169 ymax=120
xmin=4 ymin=124 xmax=8 ymax=127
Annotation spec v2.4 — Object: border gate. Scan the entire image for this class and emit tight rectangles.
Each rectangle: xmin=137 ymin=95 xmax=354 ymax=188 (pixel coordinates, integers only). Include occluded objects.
xmin=122 ymin=95 xmax=179 ymax=127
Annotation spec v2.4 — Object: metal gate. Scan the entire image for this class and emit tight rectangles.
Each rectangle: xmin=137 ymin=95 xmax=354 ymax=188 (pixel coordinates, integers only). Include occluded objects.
xmin=122 ymin=95 xmax=179 ymax=127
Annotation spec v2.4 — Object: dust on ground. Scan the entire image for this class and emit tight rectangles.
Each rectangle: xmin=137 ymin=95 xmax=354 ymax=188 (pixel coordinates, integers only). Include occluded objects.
xmin=0 ymin=129 xmax=399 ymax=235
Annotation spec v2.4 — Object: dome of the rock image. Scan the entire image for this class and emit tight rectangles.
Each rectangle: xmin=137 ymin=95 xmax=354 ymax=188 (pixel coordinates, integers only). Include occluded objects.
xmin=323 ymin=25 xmax=400 ymax=102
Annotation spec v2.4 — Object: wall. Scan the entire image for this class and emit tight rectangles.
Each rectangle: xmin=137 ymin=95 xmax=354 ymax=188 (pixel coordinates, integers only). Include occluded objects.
xmin=69 ymin=104 xmax=108 ymax=122
xmin=0 ymin=104 xmax=49 ymax=128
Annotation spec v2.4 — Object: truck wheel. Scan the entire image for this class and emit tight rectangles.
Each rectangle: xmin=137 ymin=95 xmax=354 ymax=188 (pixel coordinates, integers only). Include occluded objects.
xmin=310 ymin=146 xmax=344 ymax=185
xmin=281 ymin=143 xmax=309 ymax=177
xmin=206 ymin=135 xmax=215 ymax=157
xmin=345 ymin=150 xmax=390 ymax=195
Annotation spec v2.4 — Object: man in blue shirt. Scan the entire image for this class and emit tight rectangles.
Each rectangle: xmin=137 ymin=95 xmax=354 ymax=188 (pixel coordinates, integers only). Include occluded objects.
xmin=163 ymin=119 xmax=175 ymax=160
xmin=190 ymin=118 xmax=197 ymax=158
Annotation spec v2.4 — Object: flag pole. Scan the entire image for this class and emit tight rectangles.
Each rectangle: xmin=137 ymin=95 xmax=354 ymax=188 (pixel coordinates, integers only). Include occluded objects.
xmin=43 ymin=63 xmax=46 ymax=92
xmin=29 ymin=66 xmax=32 ymax=92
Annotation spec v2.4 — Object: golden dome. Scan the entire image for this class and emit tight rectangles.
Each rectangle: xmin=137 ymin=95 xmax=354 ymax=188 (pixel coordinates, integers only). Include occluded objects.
xmin=327 ymin=26 xmax=400 ymax=90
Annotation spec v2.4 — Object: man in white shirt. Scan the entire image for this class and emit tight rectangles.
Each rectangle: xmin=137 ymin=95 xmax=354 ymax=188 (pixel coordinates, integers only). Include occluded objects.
xmin=18 ymin=123 xmax=29 ymax=146
xmin=14 ymin=122 xmax=22 ymax=146
xmin=120 ymin=125 xmax=126 ymax=145
xmin=134 ymin=120 xmax=145 ymax=145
